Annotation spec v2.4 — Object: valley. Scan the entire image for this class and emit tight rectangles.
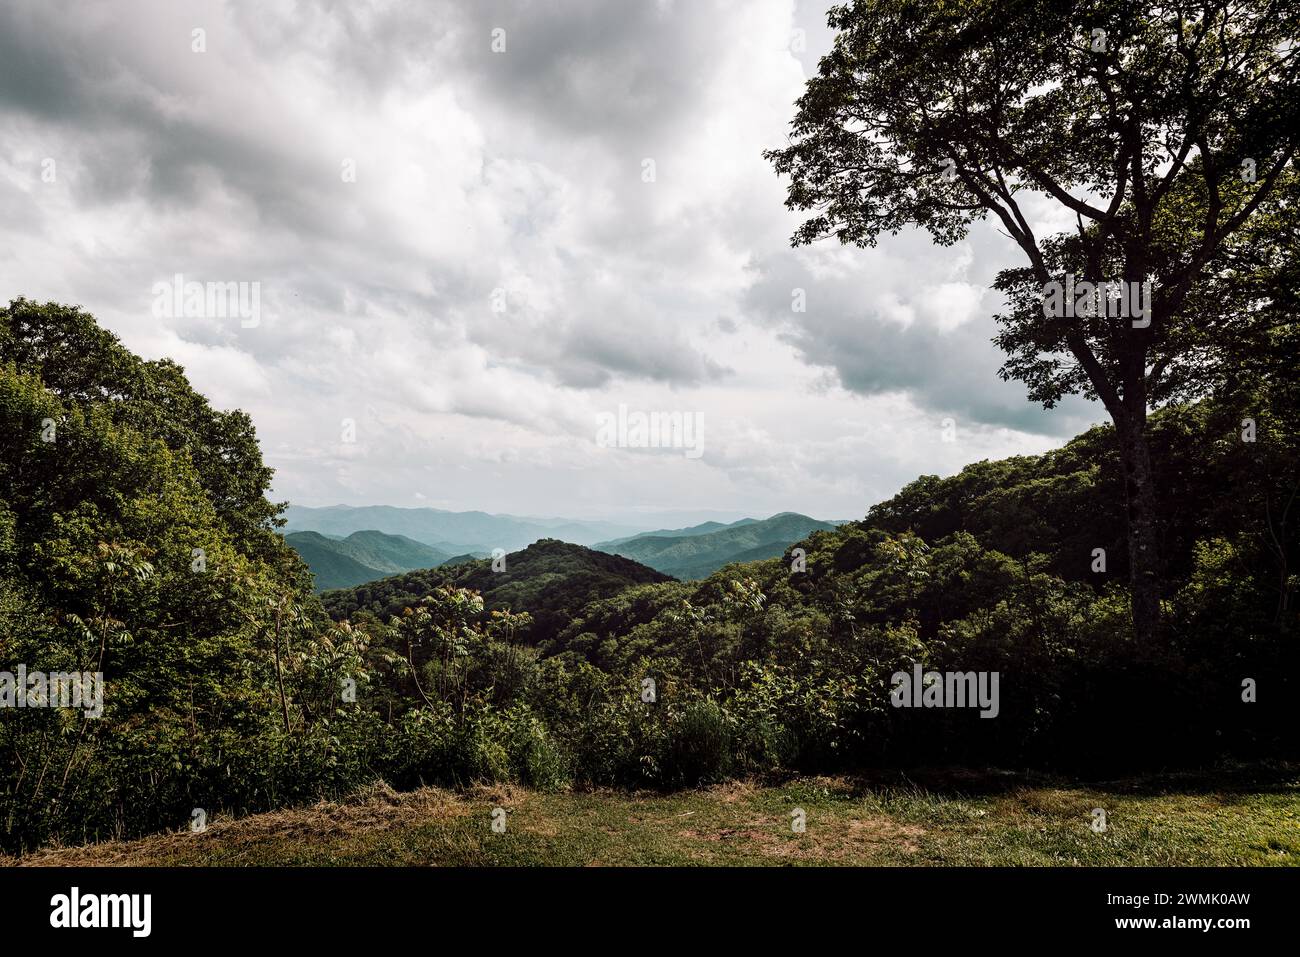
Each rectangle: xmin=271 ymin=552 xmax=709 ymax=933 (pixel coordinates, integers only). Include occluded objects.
xmin=284 ymin=508 xmax=842 ymax=591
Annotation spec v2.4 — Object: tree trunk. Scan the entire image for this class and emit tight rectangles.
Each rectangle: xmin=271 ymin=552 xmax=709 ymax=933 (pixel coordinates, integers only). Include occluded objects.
xmin=1115 ymin=411 xmax=1162 ymax=643
xmin=272 ymin=601 xmax=291 ymax=735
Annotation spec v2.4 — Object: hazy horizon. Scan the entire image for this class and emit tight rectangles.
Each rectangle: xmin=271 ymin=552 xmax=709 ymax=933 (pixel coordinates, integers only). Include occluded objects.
xmin=282 ymin=501 xmax=843 ymax=533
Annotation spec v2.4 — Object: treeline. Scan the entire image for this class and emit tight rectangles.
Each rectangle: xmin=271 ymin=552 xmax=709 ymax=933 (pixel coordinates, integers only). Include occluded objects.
xmin=2 ymin=299 xmax=1296 ymax=854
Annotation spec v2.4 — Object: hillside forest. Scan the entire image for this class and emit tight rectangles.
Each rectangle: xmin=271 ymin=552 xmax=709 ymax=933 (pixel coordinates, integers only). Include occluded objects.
xmin=3 ymin=0 xmax=1299 ymax=855
xmin=1 ymin=296 xmax=1295 ymax=852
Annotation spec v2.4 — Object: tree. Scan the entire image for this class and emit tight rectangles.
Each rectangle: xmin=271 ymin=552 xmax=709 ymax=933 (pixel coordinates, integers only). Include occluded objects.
xmin=766 ymin=0 xmax=1299 ymax=642
xmin=0 ymin=303 xmax=326 ymax=849
xmin=0 ymin=298 xmax=284 ymax=554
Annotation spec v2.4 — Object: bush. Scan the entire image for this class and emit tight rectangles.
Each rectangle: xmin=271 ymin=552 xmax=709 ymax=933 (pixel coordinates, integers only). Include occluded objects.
xmin=663 ymin=699 xmax=732 ymax=786
xmin=500 ymin=706 xmax=571 ymax=791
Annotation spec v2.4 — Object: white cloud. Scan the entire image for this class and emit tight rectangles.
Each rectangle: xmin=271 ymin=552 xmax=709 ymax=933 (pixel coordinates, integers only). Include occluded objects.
xmin=0 ymin=0 xmax=1099 ymax=523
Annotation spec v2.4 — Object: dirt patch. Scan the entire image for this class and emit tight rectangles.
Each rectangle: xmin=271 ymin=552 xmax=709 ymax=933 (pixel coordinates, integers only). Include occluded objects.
xmin=847 ymin=816 xmax=925 ymax=852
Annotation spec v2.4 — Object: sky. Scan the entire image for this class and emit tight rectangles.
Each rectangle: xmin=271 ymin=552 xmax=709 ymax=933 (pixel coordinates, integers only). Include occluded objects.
xmin=0 ymin=0 xmax=1105 ymax=526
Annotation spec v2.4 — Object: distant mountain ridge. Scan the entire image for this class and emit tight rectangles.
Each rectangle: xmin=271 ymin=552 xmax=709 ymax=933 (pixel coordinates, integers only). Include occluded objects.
xmin=282 ymin=504 xmax=644 ymax=554
xmin=595 ymin=517 xmax=759 ymax=549
xmin=595 ymin=512 xmax=840 ymax=579
xmin=284 ymin=530 xmax=451 ymax=592
xmin=287 ymin=509 xmax=842 ymax=591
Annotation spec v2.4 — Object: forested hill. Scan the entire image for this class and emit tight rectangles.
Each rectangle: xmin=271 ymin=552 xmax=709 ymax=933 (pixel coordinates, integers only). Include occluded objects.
xmin=3 ymin=299 xmax=1296 ymax=856
xmin=862 ymin=381 xmax=1299 ymax=589
xmin=320 ymin=538 xmax=673 ymax=643
xmin=284 ymin=529 xmax=452 ymax=591
xmin=595 ymin=512 xmax=839 ymax=579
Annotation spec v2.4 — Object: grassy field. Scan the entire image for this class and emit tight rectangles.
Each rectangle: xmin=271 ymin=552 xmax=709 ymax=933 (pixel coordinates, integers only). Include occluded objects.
xmin=13 ymin=766 xmax=1300 ymax=867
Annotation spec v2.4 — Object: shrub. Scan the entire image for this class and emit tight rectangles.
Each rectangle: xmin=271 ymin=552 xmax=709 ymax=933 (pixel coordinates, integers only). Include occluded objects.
xmin=663 ymin=699 xmax=732 ymax=787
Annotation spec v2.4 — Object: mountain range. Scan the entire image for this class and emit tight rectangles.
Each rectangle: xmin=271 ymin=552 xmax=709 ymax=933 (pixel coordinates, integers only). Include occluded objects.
xmin=283 ymin=508 xmax=842 ymax=590
xmin=282 ymin=505 xmax=644 ymax=554
xmin=284 ymin=530 xmax=453 ymax=591
xmin=593 ymin=512 xmax=841 ymax=579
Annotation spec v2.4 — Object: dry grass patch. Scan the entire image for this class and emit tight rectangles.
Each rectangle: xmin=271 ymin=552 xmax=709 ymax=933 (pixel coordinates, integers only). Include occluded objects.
xmin=8 ymin=767 xmax=1296 ymax=867
xmin=18 ymin=783 xmax=471 ymax=867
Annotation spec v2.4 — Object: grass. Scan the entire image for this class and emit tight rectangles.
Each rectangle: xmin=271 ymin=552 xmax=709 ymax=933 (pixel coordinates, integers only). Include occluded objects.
xmin=13 ymin=766 xmax=1300 ymax=867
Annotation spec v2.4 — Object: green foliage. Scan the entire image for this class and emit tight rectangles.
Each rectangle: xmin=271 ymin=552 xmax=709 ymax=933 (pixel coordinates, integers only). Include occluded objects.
xmin=2 ymin=300 xmax=1296 ymax=854
xmin=322 ymin=538 xmax=672 ymax=644
xmin=0 ymin=301 xmax=336 ymax=850
xmin=765 ymin=0 xmax=1300 ymax=644
xmin=663 ymin=699 xmax=732 ymax=786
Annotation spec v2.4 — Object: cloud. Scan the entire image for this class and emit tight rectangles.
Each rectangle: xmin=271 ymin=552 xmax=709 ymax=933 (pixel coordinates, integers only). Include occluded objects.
xmin=0 ymin=0 xmax=1099 ymax=522
xmin=741 ymin=224 xmax=1100 ymax=437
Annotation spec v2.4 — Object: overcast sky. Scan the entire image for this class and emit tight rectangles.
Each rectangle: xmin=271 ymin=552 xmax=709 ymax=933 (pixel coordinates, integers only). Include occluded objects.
xmin=0 ymin=0 xmax=1103 ymax=525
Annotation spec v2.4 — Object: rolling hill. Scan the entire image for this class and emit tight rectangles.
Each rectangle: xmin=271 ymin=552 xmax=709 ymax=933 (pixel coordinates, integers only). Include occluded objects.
xmin=440 ymin=552 xmax=491 ymax=567
xmin=595 ymin=517 xmax=758 ymax=549
xmin=284 ymin=530 xmax=451 ymax=591
xmin=594 ymin=512 xmax=840 ymax=579
xmin=320 ymin=539 xmax=675 ymax=644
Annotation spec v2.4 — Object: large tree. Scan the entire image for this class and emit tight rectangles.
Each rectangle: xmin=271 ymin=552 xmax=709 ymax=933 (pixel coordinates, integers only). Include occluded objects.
xmin=0 ymin=299 xmax=283 ymax=554
xmin=766 ymin=0 xmax=1299 ymax=641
